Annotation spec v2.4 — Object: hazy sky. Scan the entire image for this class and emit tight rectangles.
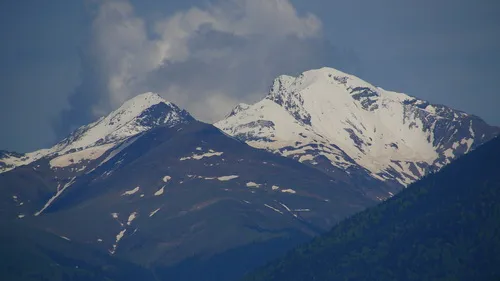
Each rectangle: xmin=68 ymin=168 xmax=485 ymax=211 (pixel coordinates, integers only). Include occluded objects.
xmin=1 ymin=0 xmax=499 ymax=152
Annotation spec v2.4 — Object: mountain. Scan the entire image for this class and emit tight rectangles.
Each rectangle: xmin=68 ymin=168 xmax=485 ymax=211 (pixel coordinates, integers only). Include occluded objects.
xmin=0 ymin=92 xmax=193 ymax=174
xmin=215 ymin=67 xmax=499 ymax=194
xmin=2 ymin=68 xmax=498 ymax=281
xmin=242 ymin=136 xmax=500 ymax=281
xmin=0 ymin=93 xmax=376 ymax=281
xmin=0 ymin=92 xmax=193 ymax=219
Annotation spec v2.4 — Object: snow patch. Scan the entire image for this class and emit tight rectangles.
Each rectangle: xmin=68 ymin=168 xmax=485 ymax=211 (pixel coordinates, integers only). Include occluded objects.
xmin=196 ymin=176 xmax=216 ymax=180
xmin=60 ymin=236 xmax=71 ymax=241
xmin=264 ymin=204 xmax=283 ymax=214
xmin=217 ymin=175 xmax=239 ymax=181
xmin=278 ymin=202 xmax=298 ymax=218
xmin=149 ymin=208 xmax=161 ymax=217
xmin=110 ymin=229 xmax=127 ymax=255
xmin=122 ymin=186 xmax=140 ymax=196
xmin=180 ymin=151 xmax=223 ymax=161
xmin=443 ymin=148 xmax=455 ymax=158
xmin=154 ymin=186 xmax=165 ymax=196
xmin=35 ymin=177 xmax=76 ymax=216
xmin=162 ymin=176 xmax=172 ymax=183
xmin=127 ymin=212 xmax=138 ymax=226
xmin=246 ymin=182 xmax=261 ymax=188
xmin=281 ymin=189 xmax=296 ymax=194
xmin=50 ymin=144 xmax=114 ymax=168
xmin=298 ymin=154 xmax=315 ymax=162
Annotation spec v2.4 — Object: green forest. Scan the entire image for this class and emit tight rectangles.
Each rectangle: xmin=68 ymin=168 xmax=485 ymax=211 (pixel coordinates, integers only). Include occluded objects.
xmin=243 ymin=137 xmax=500 ymax=281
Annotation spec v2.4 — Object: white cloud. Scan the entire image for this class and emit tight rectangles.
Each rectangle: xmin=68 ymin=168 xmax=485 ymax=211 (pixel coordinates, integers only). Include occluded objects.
xmin=90 ymin=1 xmax=153 ymax=114
xmin=89 ymin=0 xmax=325 ymax=122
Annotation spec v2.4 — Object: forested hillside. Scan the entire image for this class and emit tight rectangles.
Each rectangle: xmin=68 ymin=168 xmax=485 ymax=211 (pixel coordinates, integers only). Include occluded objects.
xmin=244 ymin=136 xmax=500 ymax=281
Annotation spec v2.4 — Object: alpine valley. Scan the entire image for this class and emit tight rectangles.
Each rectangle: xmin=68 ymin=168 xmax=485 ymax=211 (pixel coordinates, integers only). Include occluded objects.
xmin=1 ymin=67 xmax=498 ymax=281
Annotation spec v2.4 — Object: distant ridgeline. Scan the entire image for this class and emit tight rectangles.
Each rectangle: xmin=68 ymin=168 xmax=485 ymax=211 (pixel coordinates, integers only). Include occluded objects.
xmin=243 ymin=136 xmax=500 ymax=281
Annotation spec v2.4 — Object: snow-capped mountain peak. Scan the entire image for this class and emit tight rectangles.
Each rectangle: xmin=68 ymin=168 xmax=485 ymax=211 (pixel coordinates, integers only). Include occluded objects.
xmin=53 ymin=92 xmax=190 ymax=153
xmin=216 ymin=67 xmax=499 ymax=188
xmin=0 ymin=92 xmax=193 ymax=173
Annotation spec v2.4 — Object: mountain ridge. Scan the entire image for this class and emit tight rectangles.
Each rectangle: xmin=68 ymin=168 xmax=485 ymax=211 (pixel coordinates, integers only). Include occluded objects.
xmin=216 ymin=67 xmax=499 ymax=191
xmin=0 ymin=92 xmax=193 ymax=174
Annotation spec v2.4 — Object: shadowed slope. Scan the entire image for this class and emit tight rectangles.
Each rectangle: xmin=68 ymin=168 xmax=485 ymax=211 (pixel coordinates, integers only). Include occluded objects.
xmin=244 ymin=136 xmax=500 ymax=281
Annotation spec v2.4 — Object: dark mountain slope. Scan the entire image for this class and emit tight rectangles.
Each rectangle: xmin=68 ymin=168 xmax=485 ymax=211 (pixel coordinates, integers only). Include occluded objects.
xmin=17 ymin=121 xmax=374 ymax=281
xmin=243 ymin=136 xmax=500 ymax=281
xmin=0 ymin=222 xmax=155 ymax=281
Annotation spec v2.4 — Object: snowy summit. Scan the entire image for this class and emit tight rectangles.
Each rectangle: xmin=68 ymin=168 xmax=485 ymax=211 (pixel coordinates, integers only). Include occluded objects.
xmin=0 ymin=92 xmax=193 ymax=173
xmin=215 ymin=67 xmax=499 ymax=187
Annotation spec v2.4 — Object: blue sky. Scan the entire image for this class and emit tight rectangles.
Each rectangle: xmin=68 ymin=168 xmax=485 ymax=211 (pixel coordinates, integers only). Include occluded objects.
xmin=0 ymin=0 xmax=499 ymax=152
